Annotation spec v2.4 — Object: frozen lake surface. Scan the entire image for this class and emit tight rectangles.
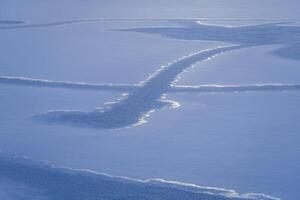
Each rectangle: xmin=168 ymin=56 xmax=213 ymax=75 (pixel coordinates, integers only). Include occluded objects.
xmin=1 ymin=1 xmax=300 ymax=200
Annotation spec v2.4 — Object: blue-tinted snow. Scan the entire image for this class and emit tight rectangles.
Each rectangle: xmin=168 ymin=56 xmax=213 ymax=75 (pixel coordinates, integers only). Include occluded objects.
xmin=0 ymin=154 xmax=279 ymax=200
xmin=2 ymin=75 xmax=300 ymax=94
xmin=121 ymin=21 xmax=300 ymax=60
xmin=0 ymin=20 xmax=27 ymax=25
xmin=2 ymin=21 xmax=300 ymax=129
xmin=1 ymin=1 xmax=300 ymax=200
xmin=31 ymin=45 xmax=248 ymax=129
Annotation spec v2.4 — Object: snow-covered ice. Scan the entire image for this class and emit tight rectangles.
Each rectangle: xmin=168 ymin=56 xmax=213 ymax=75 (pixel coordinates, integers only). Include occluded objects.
xmin=2 ymin=20 xmax=300 ymax=129
xmin=1 ymin=1 xmax=300 ymax=200
xmin=0 ymin=154 xmax=279 ymax=200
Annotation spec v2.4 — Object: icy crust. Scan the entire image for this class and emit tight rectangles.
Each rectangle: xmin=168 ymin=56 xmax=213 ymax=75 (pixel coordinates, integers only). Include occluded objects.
xmin=0 ymin=154 xmax=280 ymax=200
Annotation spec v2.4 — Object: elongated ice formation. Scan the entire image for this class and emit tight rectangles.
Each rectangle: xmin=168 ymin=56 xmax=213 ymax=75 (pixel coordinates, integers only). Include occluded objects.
xmin=120 ymin=20 xmax=300 ymax=60
xmin=1 ymin=45 xmax=299 ymax=129
xmin=0 ymin=76 xmax=136 ymax=92
xmin=30 ymin=45 xmax=247 ymax=129
xmin=2 ymin=19 xmax=299 ymax=128
xmin=0 ymin=19 xmax=103 ymax=29
xmin=1 ymin=76 xmax=300 ymax=93
xmin=0 ymin=154 xmax=280 ymax=200
xmin=170 ymin=84 xmax=300 ymax=93
xmin=0 ymin=20 xmax=28 ymax=25
xmin=1 ymin=18 xmax=299 ymax=59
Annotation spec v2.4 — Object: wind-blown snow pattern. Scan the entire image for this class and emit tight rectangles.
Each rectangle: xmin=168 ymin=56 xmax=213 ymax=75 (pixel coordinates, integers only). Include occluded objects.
xmin=0 ymin=154 xmax=280 ymax=200
xmin=31 ymin=45 xmax=247 ymax=129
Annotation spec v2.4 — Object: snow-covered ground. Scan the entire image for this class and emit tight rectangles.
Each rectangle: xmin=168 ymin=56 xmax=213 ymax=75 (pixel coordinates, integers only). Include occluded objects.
xmin=1 ymin=1 xmax=300 ymax=200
